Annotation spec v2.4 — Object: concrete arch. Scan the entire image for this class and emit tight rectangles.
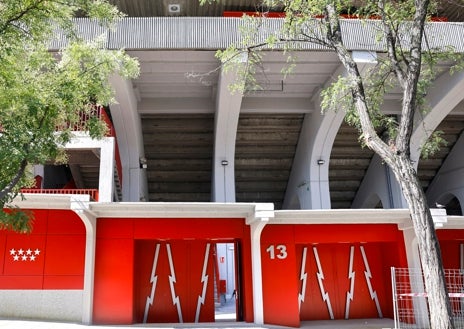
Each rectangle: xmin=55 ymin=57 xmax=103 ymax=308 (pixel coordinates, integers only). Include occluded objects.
xmin=352 ymin=154 xmax=406 ymax=209
xmin=283 ymin=64 xmax=348 ymax=210
xmin=427 ymin=129 xmax=464 ymax=214
xmin=283 ymin=106 xmax=345 ymax=209
xmin=432 ymin=192 xmax=464 ymax=216
xmin=361 ymin=193 xmax=383 ymax=209
xmin=109 ymin=75 xmax=147 ymax=202
xmin=410 ymin=70 xmax=464 ymax=164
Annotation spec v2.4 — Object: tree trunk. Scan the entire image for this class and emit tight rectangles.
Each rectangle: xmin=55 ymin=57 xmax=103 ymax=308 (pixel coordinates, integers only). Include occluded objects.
xmin=390 ymin=154 xmax=455 ymax=329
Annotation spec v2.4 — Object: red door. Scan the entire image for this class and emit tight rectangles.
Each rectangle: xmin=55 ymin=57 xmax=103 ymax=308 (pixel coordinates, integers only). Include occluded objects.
xmin=297 ymin=243 xmax=388 ymax=320
xmin=135 ymin=240 xmax=215 ymax=323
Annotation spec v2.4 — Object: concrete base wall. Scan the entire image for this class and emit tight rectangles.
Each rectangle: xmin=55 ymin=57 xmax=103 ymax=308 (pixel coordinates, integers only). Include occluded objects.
xmin=0 ymin=290 xmax=82 ymax=322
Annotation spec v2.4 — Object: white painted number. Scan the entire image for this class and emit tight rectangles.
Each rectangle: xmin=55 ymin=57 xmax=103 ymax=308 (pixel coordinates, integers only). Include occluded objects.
xmin=266 ymin=244 xmax=288 ymax=260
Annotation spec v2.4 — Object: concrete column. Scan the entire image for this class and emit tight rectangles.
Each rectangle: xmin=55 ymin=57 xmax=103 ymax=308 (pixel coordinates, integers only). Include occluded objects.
xmin=211 ymin=63 xmax=244 ymax=202
xmin=71 ymin=200 xmax=97 ymax=325
xmin=283 ymin=65 xmax=347 ymax=210
xmin=427 ymin=132 xmax=464 ymax=211
xmin=249 ymin=220 xmax=267 ymax=324
xmin=352 ymin=154 xmax=406 ymax=208
xmin=109 ymin=75 xmax=148 ymax=202
xmin=410 ymin=70 xmax=464 ymax=164
xmin=98 ymin=138 xmax=115 ymax=202
xmin=399 ymin=224 xmax=429 ymax=326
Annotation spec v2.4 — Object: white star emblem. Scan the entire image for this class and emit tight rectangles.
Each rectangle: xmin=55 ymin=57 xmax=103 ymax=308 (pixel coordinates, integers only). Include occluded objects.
xmin=26 ymin=249 xmax=32 ymax=255
xmin=13 ymin=255 xmax=19 ymax=261
xmin=18 ymin=249 xmax=24 ymax=255
xmin=21 ymin=255 xmax=28 ymax=261
xmin=9 ymin=248 xmax=16 ymax=255
xmin=34 ymin=249 xmax=40 ymax=255
xmin=29 ymin=255 xmax=36 ymax=261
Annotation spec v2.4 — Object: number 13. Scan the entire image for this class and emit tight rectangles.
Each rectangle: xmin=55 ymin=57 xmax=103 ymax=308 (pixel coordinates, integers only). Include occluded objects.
xmin=266 ymin=244 xmax=288 ymax=259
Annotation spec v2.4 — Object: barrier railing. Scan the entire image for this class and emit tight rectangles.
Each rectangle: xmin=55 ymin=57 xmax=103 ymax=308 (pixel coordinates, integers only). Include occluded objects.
xmin=57 ymin=105 xmax=123 ymax=188
xmin=392 ymin=267 xmax=464 ymax=329
xmin=21 ymin=188 xmax=99 ymax=201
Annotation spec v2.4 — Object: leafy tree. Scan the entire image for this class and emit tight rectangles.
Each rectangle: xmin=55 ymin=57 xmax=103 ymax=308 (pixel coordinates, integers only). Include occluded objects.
xmin=0 ymin=0 xmax=139 ymax=232
xmin=206 ymin=0 xmax=459 ymax=327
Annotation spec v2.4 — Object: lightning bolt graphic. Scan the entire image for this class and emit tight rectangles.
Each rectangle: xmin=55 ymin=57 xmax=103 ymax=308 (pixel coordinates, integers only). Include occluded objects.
xmin=143 ymin=243 xmax=160 ymax=323
xmin=360 ymin=246 xmax=383 ymax=318
xmin=298 ymin=247 xmax=308 ymax=311
xmin=345 ymin=245 xmax=355 ymax=319
xmin=166 ymin=243 xmax=183 ymax=322
xmin=195 ymin=243 xmax=211 ymax=322
xmin=313 ymin=246 xmax=334 ymax=319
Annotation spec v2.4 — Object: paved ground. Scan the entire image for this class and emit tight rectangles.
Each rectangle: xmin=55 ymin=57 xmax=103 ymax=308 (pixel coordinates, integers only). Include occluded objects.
xmin=0 ymin=318 xmax=396 ymax=329
xmin=0 ymin=299 xmax=395 ymax=329
xmin=0 ymin=319 xmax=395 ymax=329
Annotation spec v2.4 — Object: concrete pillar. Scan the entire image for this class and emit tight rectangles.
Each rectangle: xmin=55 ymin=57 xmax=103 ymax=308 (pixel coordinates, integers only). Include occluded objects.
xmin=109 ymin=75 xmax=148 ymax=202
xmin=352 ymin=154 xmax=406 ymax=208
xmin=283 ymin=65 xmax=347 ymax=210
xmin=427 ymin=132 xmax=464 ymax=211
xmin=72 ymin=200 xmax=97 ymax=325
xmin=211 ymin=62 xmax=244 ymax=202
xmin=98 ymin=138 xmax=115 ymax=202
xmin=410 ymin=70 xmax=464 ymax=164
xmin=249 ymin=220 xmax=267 ymax=324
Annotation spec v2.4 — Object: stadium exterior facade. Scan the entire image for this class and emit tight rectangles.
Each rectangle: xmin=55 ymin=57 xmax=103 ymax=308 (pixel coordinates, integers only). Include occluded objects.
xmin=1 ymin=15 xmax=464 ymax=327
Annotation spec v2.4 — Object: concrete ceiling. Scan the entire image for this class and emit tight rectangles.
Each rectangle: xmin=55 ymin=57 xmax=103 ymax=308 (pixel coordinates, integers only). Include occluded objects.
xmin=110 ymin=49 xmax=464 ymax=209
xmin=65 ymin=2 xmax=464 ymax=209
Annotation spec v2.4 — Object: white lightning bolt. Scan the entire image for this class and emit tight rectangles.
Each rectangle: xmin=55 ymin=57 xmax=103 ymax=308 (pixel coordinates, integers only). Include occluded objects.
xmin=166 ymin=243 xmax=183 ymax=322
xmin=195 ymin=243 xmax=211 ymax=322
xmin=360 ymin=246 xmax=383 ymax=318
xmin=345 ymin=245 xmax=355 ymax=319
xmin=143 ymin=243 xmax=160 ymax=323
xmin=313 ymin=246 xmax=334 ymax=319
xmin=298 ymin=247 xmax=308 ymax=311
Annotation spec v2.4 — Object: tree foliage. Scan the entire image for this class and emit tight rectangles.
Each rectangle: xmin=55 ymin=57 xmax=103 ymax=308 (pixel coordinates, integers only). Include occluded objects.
xmin=0 ymin=0 xmax=139 ymax=232
xmin=207 ymin=0 xmax=461 ymax=327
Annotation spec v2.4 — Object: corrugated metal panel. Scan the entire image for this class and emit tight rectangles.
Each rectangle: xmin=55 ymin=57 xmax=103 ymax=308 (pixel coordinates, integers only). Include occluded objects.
xmin=49 ymin=18 xmax=108 ymax=50
xmin=50 ymin=17 xmax=464 ymax=52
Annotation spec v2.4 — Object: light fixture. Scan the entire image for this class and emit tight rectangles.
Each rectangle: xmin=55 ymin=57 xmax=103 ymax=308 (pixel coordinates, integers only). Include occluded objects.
xmin=139 ymin=157 xmax=147 ymax=169
xmin=168 ymin=4 xmax=181 ymax=13
xmin=221 ymin=160 xmax=228 ymax=166
xmin=317 ymin=159 xmax=325 ymax=165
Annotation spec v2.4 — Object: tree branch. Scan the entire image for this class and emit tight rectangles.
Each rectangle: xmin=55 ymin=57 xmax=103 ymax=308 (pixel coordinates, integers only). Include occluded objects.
xmin=395 ymin=0 xmax=430 ymax=153
xmin=325 ymin=2 xmax=395 ymax=165
xmin=0 ymin=159 xmax=28 ymax=200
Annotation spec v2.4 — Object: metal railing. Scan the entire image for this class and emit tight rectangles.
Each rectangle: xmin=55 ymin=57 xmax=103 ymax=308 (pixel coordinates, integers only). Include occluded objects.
xmin=21 ymin=188 xmax=99 ymax=201
xmin=392 ymin=267 xmax=464 ymax=329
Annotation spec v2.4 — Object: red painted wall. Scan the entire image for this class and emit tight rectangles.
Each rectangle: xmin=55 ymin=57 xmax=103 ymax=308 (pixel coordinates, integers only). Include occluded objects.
xmin=93 ymin=217 xmax=252 ymax=325
xmin=260 ymin=224 xmax=407 ymax=326
xmin=437 ymin=229 xmax=464 ymax=269
xmin=0 ymin=209 xmax=86 ymax=289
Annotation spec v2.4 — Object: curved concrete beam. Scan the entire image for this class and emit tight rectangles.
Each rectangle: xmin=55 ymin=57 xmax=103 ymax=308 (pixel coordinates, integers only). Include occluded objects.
xmin=283 ymin=64 xmax=347 ymax=210
xmin=212 ymin=65 xmax=244 ymax=202
xmin=354 ymin=68 xmax=464 ymax=209
xmin=109 ymin=75 xmax=147 ymax=202
xmin=352 ymin=154 xmax=407 ymax=209
xmin=410 ymin=69 xmax=464 ymax=164
xmin=426 ymin=132 xmax=464 ymax=213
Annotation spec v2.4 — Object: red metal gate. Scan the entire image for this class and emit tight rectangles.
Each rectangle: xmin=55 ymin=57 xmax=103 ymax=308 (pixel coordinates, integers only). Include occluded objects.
xmin=297 ymin=243 xmax=388 ymax=321
xmin=135 ymin=240 xmax=215 ymax=323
